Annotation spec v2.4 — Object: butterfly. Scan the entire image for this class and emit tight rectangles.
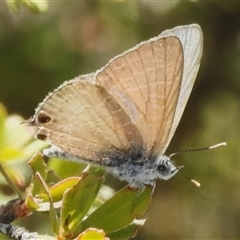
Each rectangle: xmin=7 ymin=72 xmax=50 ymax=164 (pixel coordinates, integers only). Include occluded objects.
xmin=29 ymin=24 xmax=203 ymax=188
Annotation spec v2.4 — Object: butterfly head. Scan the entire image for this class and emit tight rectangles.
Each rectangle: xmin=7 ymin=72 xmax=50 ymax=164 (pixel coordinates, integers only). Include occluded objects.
xmin=156 ymin=155 xmax=183 ymax=180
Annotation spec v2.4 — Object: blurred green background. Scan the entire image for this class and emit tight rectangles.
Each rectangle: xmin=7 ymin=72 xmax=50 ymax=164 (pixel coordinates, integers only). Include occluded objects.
xmin=1 ymin=1 xmax=240 ymax=239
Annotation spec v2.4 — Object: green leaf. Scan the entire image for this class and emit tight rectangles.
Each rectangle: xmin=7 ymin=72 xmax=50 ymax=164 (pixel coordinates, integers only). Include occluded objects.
xmin=48 ymin=159 xmax=87 ymax=179
xmin=28 ymin=152 xmax=47 ymax=180
xmin=36 ymin=172 xmax=59 ymax=235
xmin=75 ymin=228 xmax=108 ymax=240
xmin=78 ymin=185 xmax=152 ymax=235
xmin=45 ymin=170 xmax=60 ymax=186
xmin=60 ymin=166 xmax=104 ymax=233
xmin=25 ymin=193 xmax=41 ymax=210
xmin=107 ymin=219 xmax=145 ymax=240
xmin=39 ymin=177 xmax=81 ymax=202
xmin=28 ymin=153 xmax=48 ymax=198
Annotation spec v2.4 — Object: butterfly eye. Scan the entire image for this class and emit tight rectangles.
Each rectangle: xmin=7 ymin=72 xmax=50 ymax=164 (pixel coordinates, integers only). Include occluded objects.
xmin=157 ymin=164 xmax=168 ymax=174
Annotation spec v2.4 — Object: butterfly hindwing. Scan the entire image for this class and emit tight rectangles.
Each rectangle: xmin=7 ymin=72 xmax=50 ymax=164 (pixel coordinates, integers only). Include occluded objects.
xmin=31 ymin=76 xmax=142 ymax=162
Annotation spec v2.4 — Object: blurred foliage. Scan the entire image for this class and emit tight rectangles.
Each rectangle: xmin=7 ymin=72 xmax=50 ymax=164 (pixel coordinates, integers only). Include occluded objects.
xmin=0 ymin=103 xmax=46 ymax=201
xmin=0 ymin=1 xmax=240 ymax=239
xmin=6 ymin=0 xmax=48 ymax=13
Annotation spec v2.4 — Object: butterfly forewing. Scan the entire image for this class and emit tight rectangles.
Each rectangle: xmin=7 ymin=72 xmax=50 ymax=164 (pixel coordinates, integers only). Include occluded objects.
xmin=32 ymin=76 xmax=142 ymax=162
xmin=96 ymin=36 xmax=183 ymax=155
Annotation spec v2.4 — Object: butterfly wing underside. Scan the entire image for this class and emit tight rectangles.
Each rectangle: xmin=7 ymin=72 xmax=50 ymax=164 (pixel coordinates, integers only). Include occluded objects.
xmin=159 ymin=24 xmax=203 ymax=153
xmin=31 ymin=77 xmax=143 ymax=162
xmin=96 ymin=24 xmax=203 ymax=155
xmin=31 ymin=24 xmax=203 ymax=163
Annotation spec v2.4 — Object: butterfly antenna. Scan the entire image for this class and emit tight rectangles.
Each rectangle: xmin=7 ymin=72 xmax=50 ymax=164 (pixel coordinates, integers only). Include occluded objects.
xmin=188 ymin=178 xmax=201 ymax=187
xmin=170 ymin=142 xmax=227 ymax=188
xmin=169 ymin=142 xmax=227 ymax=158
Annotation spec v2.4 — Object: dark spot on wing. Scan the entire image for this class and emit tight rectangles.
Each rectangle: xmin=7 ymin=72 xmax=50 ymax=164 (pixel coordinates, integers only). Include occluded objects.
xmin=37 ymin=112 xmax=51 ymax=124
xmin=37 ymin=133 xmax=47 ymax=141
